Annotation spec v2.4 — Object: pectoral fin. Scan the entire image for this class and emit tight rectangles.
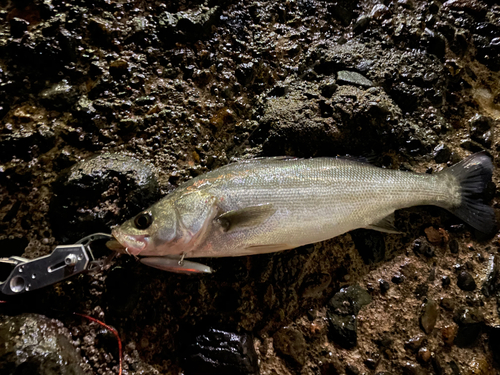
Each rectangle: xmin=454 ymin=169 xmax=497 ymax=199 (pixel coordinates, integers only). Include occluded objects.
xmin=216 ymin=203 xmax=276 ymax=232
xmin=140 ymin=256 xmax=212 ymax=274
xmin=366 ymin=213 xmax=401 ymax=234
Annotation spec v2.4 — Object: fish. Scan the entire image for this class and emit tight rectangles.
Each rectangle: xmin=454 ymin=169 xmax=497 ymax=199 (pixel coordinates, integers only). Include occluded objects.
xmin=109 ymin=153 xmax=496 ymax=274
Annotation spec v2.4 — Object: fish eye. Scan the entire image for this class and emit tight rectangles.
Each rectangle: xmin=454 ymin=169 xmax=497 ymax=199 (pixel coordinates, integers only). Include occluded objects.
xmin=134 ymin=211 xmax=153 ymax=230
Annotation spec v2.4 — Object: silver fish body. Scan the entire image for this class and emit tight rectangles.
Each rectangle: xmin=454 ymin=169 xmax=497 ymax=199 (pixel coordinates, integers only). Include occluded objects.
xmin=112 ymin=154 xmax=494 ymax=263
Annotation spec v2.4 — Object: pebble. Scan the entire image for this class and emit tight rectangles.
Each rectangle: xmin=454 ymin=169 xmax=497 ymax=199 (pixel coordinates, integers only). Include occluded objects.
xmin=417 ymin=347 xmax=431 ymax=363
xmin=181 ymin=328 xmax=259 ymax=375
xmin=273 ymin=327 xmax=307 ymax=366
xmin=457 ymin=271 xmax=476 ymax=291
xmin=379 ymin=279 xmax=390 ymax=294
xmin=441 ymin=276 xmax=451 ymax=288
xmin=433 ymin=144 xmax=451 ymax=163
xmin=449 ymin=239 xmax=459 ymax=253
xmin=441 ymin=324 xmax=457 ymax=346
xmin=453 ymin=307 xmax=484 ymax=347
xmin=337 ymin=70 xmax=374 ymax=88
xmin=404 ymin=335 xmax=425 ymax=352
xmin=420 ymin=299 xmax=439 ymax=334
xmin=392 ymin=274 xmax=405 ymax=284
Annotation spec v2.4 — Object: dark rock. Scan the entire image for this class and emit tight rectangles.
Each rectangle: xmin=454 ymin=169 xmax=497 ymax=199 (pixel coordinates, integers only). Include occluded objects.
xmin=379 ymin=279 xmax=390 ymax=294
xmin=236 ymin=62 xmax=257 ymax=86
xmin=457 ymin=270 xmax=476 ymax=291
xmin=442 ymin=276 xmax=451 ymax=288
xmin=327 ymin=285 xmax=371 ymax=349
xmin=0 ymin=314 xmax=85 ymax=375
xmin=327 ymin=314 xmax=358 ymax=349
xmin=50 ymin=153 xmax=160 ymax=242
xmin=488 ymin=326 xmax=500 ymax=363
xmin=453 ymin=307 xmax=484 ymax=347
xmin=181 ymin=327 xmax=259 ymax=375
xmin=320 ymin=77 xmax=338 ymax=98
xmin=420 ymin=299 xmax=439 ymax=334
xmin=440 ymin=297 xmax=455 ymax=311
xmin=469 ymin=114 xmax=493 ymax=148
xmin=351 ymin=229 xmax=386 ymax=264
xmin=9 ymin=17 xmax=29 ymax=38
xmin=328 ymin=0 xmax=359 ymax=26
xmin=423 ymin=28 xmax=446 ymax=60
xmin=337 ymin=71 xmax=374 ymax=88
xmin=352 ymin=15 xmax=370 ymax=34
xmin=402 ymin=361 xmax=425 ymax=375
xmin=449 ymin=239 xmax=459 ymax=254
xmin=327 ymin=285 xmax=372 ymax=316
xmin=414 ymin=283 xmax=428 ymax=299
xmin=345 ymin=363 xmax=361 ymax=375
xmin=392 ymin=274 xmax=404 ymax=284
xmin=158 ymin=6 xmax=220 ymax=44
xmin=413 ymin=238 xmax=434 ymax=257
xmin=449 ymin=360 xmax=461 ymax=375
xmin=273 ymin=327 xmax=306 ymax=366
xmin=39 ymin=79 xmax=78 ymax=110
xmin=481 ymin=255 xmax=500 ymax=297
xmin=433 ymin=144 xmax=451 ymax=163
xmin=404 ymin=335 xmax=425 ymax=352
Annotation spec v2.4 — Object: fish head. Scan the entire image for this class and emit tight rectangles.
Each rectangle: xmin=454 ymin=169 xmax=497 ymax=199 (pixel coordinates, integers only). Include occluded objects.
xmin=111 ymin=191 xmax=218 ymax=256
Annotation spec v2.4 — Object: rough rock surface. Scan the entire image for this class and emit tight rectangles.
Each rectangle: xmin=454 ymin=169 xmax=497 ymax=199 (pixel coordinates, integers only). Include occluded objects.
xmin=0 ymin=0 xmax=500 ymax=374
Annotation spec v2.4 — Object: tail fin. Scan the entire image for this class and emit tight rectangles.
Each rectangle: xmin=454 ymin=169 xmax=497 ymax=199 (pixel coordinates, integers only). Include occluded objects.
xmin=443 ymin=152 xmax=496 ymax=233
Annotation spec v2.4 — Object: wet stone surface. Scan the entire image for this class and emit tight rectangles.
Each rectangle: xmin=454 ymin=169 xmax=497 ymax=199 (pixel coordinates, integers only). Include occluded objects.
xmin=0 ymin=314 xmax=85 ymax=375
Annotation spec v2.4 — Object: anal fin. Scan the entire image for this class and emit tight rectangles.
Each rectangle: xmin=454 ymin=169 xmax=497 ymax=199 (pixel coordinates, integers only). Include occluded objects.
xmin=366 ymin=213 xmax=401 ymax=234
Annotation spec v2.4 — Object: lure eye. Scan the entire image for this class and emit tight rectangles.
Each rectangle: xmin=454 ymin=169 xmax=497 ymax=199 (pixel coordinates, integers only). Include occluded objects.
xmin=134 ymin=211 xmax=153 ymax=230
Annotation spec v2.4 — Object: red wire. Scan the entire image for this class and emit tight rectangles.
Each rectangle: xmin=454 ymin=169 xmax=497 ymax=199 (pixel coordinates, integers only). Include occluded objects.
xmin=74 ymin=312 xmax=123 ymax=375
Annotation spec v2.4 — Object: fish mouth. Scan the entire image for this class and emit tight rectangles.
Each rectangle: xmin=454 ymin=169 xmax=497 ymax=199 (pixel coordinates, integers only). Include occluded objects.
xmin=110 ymin=229 xmax=148 ymax=256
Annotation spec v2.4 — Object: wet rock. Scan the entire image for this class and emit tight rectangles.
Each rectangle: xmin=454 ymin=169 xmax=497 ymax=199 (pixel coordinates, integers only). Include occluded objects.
xmin=392 ymin=274 xmax=405 ymax=284
xmin=420 ymin=299 xmax=439 ymax=334
xmin=449 ymin=360 xmax=461 ymax=375
xmin=158 ymin=6 xmax=220 ymax=44
xmin=273 ymin=327 xmax=306 ymax=366
xmin=402 ymin=361 xmax=426 ymax=375
xmin=326 ymin=285 xmax=372 ymax=349
xmin=404 ymin=335 xmax=425 ymax=352
xmin=337 ymin=71 xmax=374 ymax=88
xmin=319 ymin=77 xmax=338 ymax=98
xmin=51 ymin=153 xmax=160 ymax=242
xmin=351 ymin=229 xmax=386 ymax=264
xmin=457 ymin=270 xmax=476 ymax=291
xmin=417 ymin=347 xmax=431 ymax=363
xmin=453 ymin=307 xmax=484 ymax=347
xmin=39 ymin=79 xmax=78 ymax=110
xmin=328 ymin=285 xmax=372 ymax=316
xmin=489 ymin=326 xmax=500 ymax=363
xmin=328 ymin=0 xmax=359 ymax=26
xmin=236 ymin=62 xmax=257 ymax=87
xmin=481 ymin=255 xmax=500 ymax=297
xmin=441 ymin=324 xmax=458 ymax=346
xmin=449 ymin=239 xmax=459 ymax=254
xmin=413 ymin=238 xmax=434 ymax=257
xmin=345 ymin=364 xmax=361 ymax=375
xmin=352 ymin=15 xmax=370 ymax=34
xmin=423 ymin=28 xmax=446 ymax=60
xmin=433 ymin=144 xmax=451 ymax=163
xmin=0 ymin=313 xmax=85 ymax=375
xmin=181 ymin=327 xmax=259 ymax=375
xmin=469 ymin=114 xmax=493 ymax=148
xmin=442 ymin=276 xmax=451 ymax=288
xmin=327 ymin=314 xmax=357 ymax=349
xmin=9 ymin=17 xmax=29 ymax=38
xmin=379 ymin=279 xmax=390 ymax=294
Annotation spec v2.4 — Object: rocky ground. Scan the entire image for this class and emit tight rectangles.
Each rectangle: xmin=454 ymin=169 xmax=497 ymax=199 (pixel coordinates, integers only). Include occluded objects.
xmin=1 ymin=0 xmax=500 ymax=374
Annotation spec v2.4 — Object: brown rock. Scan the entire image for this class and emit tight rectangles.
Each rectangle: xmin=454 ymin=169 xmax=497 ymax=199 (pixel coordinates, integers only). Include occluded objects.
xmin=441 ymin=324 xmax=458 ymax=346
xmin=420 ymin=299 xmax=439 ymax=334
